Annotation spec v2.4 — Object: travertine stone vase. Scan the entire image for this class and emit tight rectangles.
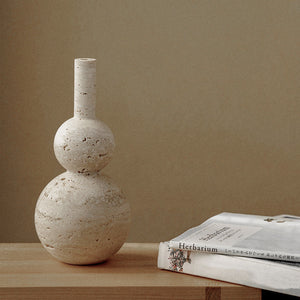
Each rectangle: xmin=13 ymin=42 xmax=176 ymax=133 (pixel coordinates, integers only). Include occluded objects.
xmin=35 ymin=58 xmax=131 ymax=265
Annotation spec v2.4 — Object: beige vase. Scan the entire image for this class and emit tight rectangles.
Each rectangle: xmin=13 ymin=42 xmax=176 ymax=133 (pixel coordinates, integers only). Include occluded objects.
xmin=35 ymin=58 xmax=131 ymax=265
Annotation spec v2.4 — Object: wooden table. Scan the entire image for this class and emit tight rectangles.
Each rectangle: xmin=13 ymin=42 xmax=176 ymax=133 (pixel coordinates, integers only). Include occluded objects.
xmin=0 ymin=243 xmax=261 ymax=299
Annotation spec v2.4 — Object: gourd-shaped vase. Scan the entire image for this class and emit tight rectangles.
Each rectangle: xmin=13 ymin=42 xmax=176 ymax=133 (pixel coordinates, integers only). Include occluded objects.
xmin=35 ymin=58 xmax=131 ymax=265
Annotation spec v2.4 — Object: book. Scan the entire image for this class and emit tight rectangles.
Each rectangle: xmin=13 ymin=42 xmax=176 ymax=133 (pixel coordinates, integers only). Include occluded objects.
xmin=157 ymin=242 xmax=300 ymax=297
xmin=169 ymin=212 xmax=300 ymax=262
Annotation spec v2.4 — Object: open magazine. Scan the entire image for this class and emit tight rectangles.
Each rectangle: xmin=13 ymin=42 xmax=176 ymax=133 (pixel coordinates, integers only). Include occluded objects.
xmin=169 ymin=212 xmax=300 ymax=262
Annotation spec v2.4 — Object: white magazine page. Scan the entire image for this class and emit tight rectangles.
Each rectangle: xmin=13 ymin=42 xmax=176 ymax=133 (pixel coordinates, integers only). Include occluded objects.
xmin=169 ymin=212 xmax=300 ymax=262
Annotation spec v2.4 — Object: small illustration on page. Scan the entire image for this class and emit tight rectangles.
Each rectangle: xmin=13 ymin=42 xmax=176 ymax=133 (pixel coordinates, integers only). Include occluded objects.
xmin=168 ymin=248 xmax=191 ymax=272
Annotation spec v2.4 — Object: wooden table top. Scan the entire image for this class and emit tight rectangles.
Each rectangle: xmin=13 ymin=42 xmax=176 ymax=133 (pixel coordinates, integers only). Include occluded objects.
xmin=0 ymin=243 xmax=261 ymax=299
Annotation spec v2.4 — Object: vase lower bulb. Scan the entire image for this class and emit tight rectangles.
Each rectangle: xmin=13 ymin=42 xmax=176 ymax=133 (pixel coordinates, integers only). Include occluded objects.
xmin=35 ymin=171 xmax=130 ymax=265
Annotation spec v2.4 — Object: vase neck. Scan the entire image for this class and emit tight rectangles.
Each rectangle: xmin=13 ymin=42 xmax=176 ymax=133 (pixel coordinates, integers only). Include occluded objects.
xmin=74 ymin=58 xmax=96 ymax=119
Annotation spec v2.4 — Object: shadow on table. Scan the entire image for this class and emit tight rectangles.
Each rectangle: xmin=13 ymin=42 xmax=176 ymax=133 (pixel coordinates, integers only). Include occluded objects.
xmin=262 ymin=290 xmax=299 ymax=300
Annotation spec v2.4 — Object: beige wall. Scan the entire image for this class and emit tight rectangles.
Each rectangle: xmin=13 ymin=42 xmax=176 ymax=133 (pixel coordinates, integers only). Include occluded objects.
xmin=0 ymin=0 xmax=299 ymax=243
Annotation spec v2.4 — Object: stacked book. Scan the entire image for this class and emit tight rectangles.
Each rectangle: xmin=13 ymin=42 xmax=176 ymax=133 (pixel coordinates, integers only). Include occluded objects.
xmin=157 ymin=212 xmax=300 ymax=297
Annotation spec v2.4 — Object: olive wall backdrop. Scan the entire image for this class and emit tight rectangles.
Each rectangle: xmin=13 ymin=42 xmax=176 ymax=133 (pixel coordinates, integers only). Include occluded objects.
xmin=1 ymin=0 xmax=299 ymax=242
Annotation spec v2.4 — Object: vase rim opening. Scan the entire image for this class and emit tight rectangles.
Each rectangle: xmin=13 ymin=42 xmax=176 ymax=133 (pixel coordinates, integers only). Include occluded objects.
xmin=76 ymin=58 xmax=96 ymax=62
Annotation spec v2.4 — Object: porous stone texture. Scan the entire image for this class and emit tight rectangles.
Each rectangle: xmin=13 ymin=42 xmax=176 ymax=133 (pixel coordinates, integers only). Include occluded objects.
xmin=35 ymin=172 xmax=130 ymax=265
xmin=74 ymin=58 xmax=97 ymax=120
xmin=35 ymin=58 xmax=130 ymax=265
xmin=54 ymin=118 xmax=115 ymax=173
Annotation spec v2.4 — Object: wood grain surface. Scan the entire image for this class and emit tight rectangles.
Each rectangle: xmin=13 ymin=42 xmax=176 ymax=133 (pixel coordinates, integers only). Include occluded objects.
xmin=0 ymin=243 xmax=261 ymax=299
